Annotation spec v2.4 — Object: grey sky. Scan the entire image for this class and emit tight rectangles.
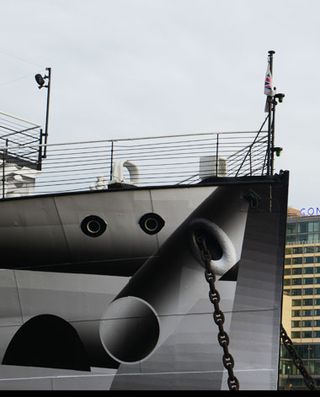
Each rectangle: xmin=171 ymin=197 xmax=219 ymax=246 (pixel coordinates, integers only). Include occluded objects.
xmin=0 ymin=0 xmax=319 ymax=210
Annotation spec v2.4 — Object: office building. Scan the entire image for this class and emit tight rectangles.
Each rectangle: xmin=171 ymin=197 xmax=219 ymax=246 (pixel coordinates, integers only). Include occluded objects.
xmin=279 ymin=209 xmax=320 ymax=389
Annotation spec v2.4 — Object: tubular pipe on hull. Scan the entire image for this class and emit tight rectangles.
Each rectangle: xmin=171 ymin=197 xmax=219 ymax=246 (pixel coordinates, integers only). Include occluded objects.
xmin=99 ymin=185 xmax=250 ymax=364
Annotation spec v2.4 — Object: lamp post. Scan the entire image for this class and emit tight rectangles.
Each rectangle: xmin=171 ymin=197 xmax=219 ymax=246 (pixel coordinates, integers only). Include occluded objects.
xmin=35 ymin=67 xmax=51 ymax=158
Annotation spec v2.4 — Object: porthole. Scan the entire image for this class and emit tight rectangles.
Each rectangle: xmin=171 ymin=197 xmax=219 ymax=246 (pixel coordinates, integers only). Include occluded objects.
xmin=139 ymin=213 xmax=165 ymax=235
xmin=81 ymin=215 xmax=107 ymax=237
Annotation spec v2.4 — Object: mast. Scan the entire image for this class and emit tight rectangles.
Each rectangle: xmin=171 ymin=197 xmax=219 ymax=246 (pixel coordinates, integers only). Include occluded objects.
xmin=266 ymin=50 xmax=275 ymax=175
xmin=265 ymin=50 xmax=285 ymax=175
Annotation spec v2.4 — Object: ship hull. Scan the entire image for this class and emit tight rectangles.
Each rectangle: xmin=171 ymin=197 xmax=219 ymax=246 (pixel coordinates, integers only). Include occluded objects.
xmin=0 ymin=173 xmax=288 ymax=390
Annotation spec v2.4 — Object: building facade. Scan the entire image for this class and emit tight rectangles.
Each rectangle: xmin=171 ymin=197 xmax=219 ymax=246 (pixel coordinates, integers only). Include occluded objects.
xmin=279 ymin=211 xmax=320 ymax=389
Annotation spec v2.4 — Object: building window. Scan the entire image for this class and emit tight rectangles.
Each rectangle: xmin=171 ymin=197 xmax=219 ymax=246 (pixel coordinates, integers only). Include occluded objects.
xmin=291 ymin=331 xmax=301 ymax=338
xmin=292 ymin=257 xmax=303 ymax=264
xmin=304 ymin=257 xmax=314 ymax=264
xmin=291 ymin=289 xmax=302 ymax=296
xmin=295 ymin=298 xmax=320 ymax=306
xmin=287 ymin=235 xmax=296 ymax=243
xmin=302 ymin=288 xmax=313 ymax=295
xmin=301 ymin=299 xmax=313 ymax=306
xmin=292 ymin=268 xmax=302 ymax=275
xmin=291 ymin=310 xmax=304 ymax=316
xmin=293 ymin=247 xmax=303 ymax=254
xmin=303 ymin=278 xmax=314 ymax=285
xmin=295 ymin=276 xmax=320 ymax=285
xmin=287 ymin=224 xmax=297 ymax=234
xmin=308 ymin=222 xmax=315 ymax=233
xmin=314 ymin=299 xmax=320 ymax=305
xmin=313 ymin=234 xmax=320 ymax=243
xmin=292 ymin=309 xmax=320 ymax=316
xmin=298 ymin=223 xmax=308 ymax=233
xmin=298 ymin=234 xmax=308 ymax=243
xmin=284 ymin=269 xmax=291 ymax=275
xmin=305 ymin=246 xmax=315 ymax=253
xmin=303 ymin=267 xmax=314 ymax=274
xmin=301 ymin=331 xmax=312 ymax=338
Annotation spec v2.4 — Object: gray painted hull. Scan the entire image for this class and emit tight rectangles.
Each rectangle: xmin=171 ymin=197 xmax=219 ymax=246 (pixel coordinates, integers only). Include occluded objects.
xmin=0 ymin=174 xmax=288 ymax=390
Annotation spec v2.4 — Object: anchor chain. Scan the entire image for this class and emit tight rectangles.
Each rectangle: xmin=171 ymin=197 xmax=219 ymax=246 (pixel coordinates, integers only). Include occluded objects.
xmin=196 ymin=234 xmax=240 ymax=391
xmin=280 ymin=324 xmax=317 ymax=391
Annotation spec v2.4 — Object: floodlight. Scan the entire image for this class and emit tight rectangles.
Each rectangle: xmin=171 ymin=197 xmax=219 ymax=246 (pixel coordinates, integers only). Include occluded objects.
xmin=35 ymin=74 xmax=46 ymax=89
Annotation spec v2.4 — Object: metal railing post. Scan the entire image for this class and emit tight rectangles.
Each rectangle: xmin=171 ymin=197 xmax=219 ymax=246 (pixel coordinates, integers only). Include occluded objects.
xmin=216 ymin=133 xmax=219 ymax=176
xmin=37 ymin=128 xmax=44 ymax=170
xmin=2 ymin=140 xmax=8 ymax=199
xmin=109 ymin=140 xmax=114 ymax=181
xmin=2 ymin=151 xmax=5 ymax=199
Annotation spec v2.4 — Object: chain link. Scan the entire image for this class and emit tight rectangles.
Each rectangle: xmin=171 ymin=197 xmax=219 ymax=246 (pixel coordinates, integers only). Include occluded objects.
xmin=195 ymin=234 xmax=316 ymax=391
xmin=196 ymin=234 xmax=240 ymax=391
xmin=280 ymin=324 xmax=317 ymax=391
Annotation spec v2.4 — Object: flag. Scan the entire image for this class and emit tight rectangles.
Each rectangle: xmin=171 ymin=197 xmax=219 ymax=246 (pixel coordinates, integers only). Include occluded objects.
xmin=264 ymin=61 xmax=274 ymax=97
xmin=264 ymin=60 xmax=274 ymax=112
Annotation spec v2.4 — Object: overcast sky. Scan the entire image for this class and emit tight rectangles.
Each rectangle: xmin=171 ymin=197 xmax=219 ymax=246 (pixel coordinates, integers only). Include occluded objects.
xmin=0 ymin=0 xmax=319 ymax=210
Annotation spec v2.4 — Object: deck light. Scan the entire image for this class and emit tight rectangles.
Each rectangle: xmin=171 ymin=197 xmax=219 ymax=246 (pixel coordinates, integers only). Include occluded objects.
xmin=35 ymin=73 xmax=47 ymax=89
xmin=275 ymin=93 xmax=285 ymax=103
xmin=274 ymin=147 xmax=283 ymax=157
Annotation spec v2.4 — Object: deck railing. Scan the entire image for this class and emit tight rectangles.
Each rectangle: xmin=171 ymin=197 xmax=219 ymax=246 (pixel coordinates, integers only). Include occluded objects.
xmin=0 ymin=129 xmax=269 ymax=198
xmin=0 ymin=111 xmax=45 ymax=170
